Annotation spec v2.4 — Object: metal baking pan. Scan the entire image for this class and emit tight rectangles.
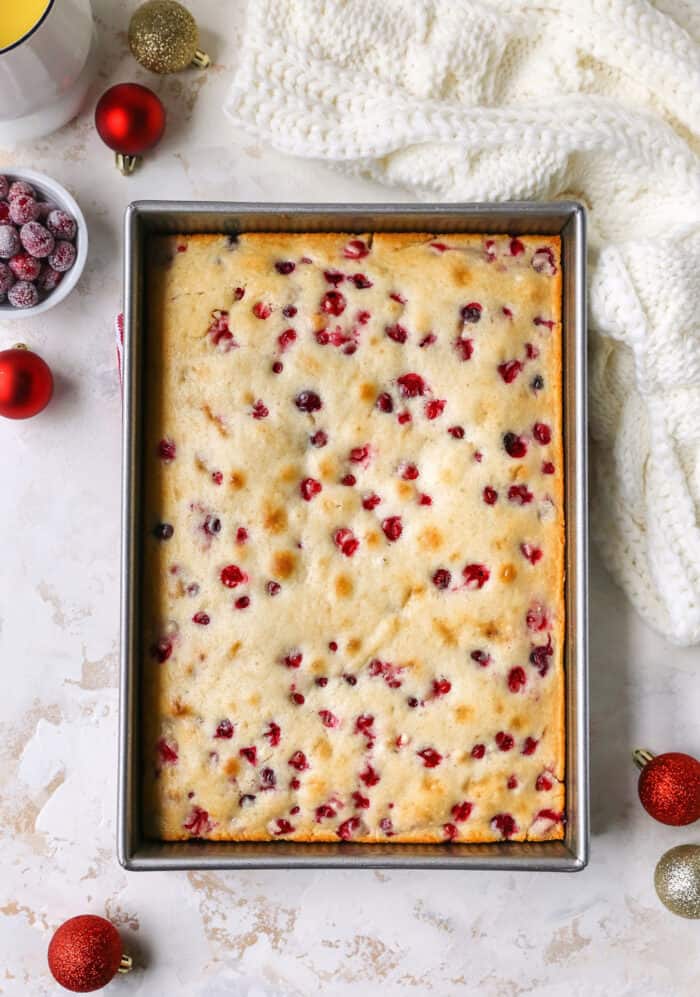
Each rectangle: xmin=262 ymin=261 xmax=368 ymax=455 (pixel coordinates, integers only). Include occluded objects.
xmin=119 ymin=201 xmax=588 ymax=871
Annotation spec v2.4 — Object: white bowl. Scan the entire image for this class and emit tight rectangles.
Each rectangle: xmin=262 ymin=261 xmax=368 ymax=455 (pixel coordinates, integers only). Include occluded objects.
xmin=0 ymin=168 xmax=88 ymax=319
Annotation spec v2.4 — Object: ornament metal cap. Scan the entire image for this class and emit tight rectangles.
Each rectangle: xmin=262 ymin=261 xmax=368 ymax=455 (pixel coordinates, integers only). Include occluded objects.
xmin=119 ymin=954 xmax=134 ymax=974
xmin=633 ymin=748 xmax=655 ymax=770
xmin=116 ymin=153 xmax=139 ymax=176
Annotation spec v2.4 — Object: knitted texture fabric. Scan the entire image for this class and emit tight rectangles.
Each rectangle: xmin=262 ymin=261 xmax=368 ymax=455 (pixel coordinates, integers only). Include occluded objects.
xmin=225 ymin=0 xmax=700 ymax=645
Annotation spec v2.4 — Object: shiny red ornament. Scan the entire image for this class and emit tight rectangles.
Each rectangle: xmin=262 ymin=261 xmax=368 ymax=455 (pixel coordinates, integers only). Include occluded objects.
xmin=635 ymin=749 xmax=700 ymax=826
xmin=94 ymin=83 xmax=166 ymax=175
xmin=0 ymin=345 xmax=53 ymax=419
xmin=48 ymin=915 xmax=131 ymax=993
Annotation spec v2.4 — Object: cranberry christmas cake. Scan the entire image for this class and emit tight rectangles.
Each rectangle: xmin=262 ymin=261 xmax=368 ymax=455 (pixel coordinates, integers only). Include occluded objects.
xmin=143 ymin=231 xmax=565 ymax=844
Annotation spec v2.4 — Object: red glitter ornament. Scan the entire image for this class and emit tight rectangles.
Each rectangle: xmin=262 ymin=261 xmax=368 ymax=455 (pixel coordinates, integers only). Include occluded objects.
xmin=634 ymin=749 xmax=700 ymax=826
xmin=48 ymin=915 xmax=132 ymax=993
xmin=0 ymin=345 xmax=53 ymax=419
xmin=94 ymin=83 xmax=166 ymax=175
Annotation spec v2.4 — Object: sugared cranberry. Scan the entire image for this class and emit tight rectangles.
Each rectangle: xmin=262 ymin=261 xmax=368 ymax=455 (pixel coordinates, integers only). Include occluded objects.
xmin=461 ymin=302 xmax=482 ymax=323
xmin=381 ymin=516 xmax=402 ymax=542
xmin=288 ymin=750 xmax=308 ymax=771
xmin=508 ymin=484 xmax=533 ymax=505
xmin=533 ymin=422 xmax=552 ymax=444
xmin=522 ymin=737 xmax=539 ymax=756
xmin=9 ymin=252 xmax=41 ymax=281
xmin=448 ymin=425 xmax=465 ymax=439
xmin=471 ymin=744 xmax=486 ymax=759
xmin=7 ymin=281 xmax=37 ymax=309
xmin=46 ymin=209 xmax=77 ymax=240
xmin=362 ymin=492 xmax=382 ymax=510
xmin=300 ymin=477 xmax=322 ymax=501
xmin=463 ymin=563 xmax=490 ymax=589
xmin=283 ymin=651 xmax=303 ymax=669
xmin=530 ymin=635 xmax=553 ymax=675
xmin=220 ymin=564 xmax=247 ymax=588
xmin=0 ymin=261 xmax=14 ymax=293
xmin=36 ymin=264 xmax=62 ymax=293
xmin=215 ymin=719 xmax=234 ymax=739
xmin=483 ymin=486 xmax=498 ymax=505
xmin=310 ymin=429 xmax=328 ymax=447
xmin=503 ymin=432 xmax=528 ymax=458
xmin=432 ymin=568 xmax=451 ymax=589
xmin=235 ymin=595 xmax=250 ymax=609
xmin=318 ymin=709 xmax=339 ymax=728
xmin=252 ymin=301 xmax=272 ymax=319
xmin=334 ymin=527 xmax=359 ymax=557
xmin=417 ymin=747 xmax=443 ymax=768
xmin=510 ymin=238 xmax=525 ymax=256
xmin=507 ymin=666 xmax=527 ymax=693
xmin=19 ymin=221 xmax=54 ymax=258
xmin=9 ymin=195 xmax=39 ymax=225
xmin=495 ymin=731 xmax=515 ymax=751
xmin=192 ymin=611 xmax=210 ymax=625
xmin=397 ymin=373 xmax=425 ymax=397
xmin=531 ymin=247 xmax=557 ymax=275
xmin=8 ymin=180 xmax=35 ymax=200
xmin=321 ymin=290 xmax=346 ymax=315
xmin=452 ymin=801 xmax=473 ymax=822
xmin=520 ymin=543 xmax=543 ymax=565
xmin=0 ymin=224 xmax=21 ymax=260
xmin=295 ymin=390 xmax=322 ymax=413
xmin=376 ymin=392 xmax=394 ymax=412
xmin=275 ymin=260 xmax=295 ymax=274
xmin=0 ymin=203 xmax=9 ymax=224
xmin=153 ymin=522 xmax=174 ymax=540
xmin=498 ymin=359 xmax=523 ymax=384
xmin=337 ymin=816 xmax=361 ymax=840
xmin=47 ymin=240 xmax=76 ymax=273
xmin=425 ymin=399 xmax=446 ymax=420
xmin=343 ymin=239 xmax=369 ymax=259
xmin=470 ymin=650 xmax=491 ymax=667
xmin=454 ymin=337 xmax=474 ymax=361
xmin=239 ymin=746 xmax=257 ymax=765
xmin=419 ymin=332 xmax=437 ymax=347
xmin=266 ymin=580 xmax=281 ymax=596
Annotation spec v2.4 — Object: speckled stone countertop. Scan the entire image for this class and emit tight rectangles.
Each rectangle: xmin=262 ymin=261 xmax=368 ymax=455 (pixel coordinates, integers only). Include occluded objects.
xmin=1 ymin=2 xmax=699 ymax=995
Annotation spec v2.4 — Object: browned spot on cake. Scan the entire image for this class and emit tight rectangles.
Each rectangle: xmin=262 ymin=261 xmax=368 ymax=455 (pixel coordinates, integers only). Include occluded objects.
xmin=248 ymin=692 xmax=261 ymax=707
xmin=230 ymin=469 xmax=246 ymax=490
xmin=171 ymin=698 xmax=191 ymax=716
xmin=450 ymin=261 xmax=472 ymax=285
xmin=277 ymin=464 xmax=298 ymax=484
xmin=366 ymin=530 xmax=381 ymax=548
xmin=510 ymin=715 xmax=524 ymax=731
xmin=472 ymin=400 xmax=489 ymax=426
xmin=454 ymin=704 xmax=474 ymax=724
xmin=492 ymin=537 xmax=506 ymax=551
xmin=439 ymin=466 xmax=457 ymax=485
xmin=433 ymin=618 xmax=457 ymax=646
xmin=500 ymin=563 xmax=517 ymax=582
xmin=310 ymin=657 xmax=326 ymax=674
xmin=228 ymin=641 xmax=242 ymax=658
xmin=263 ymin=504 xmax=288 ymax=534
xmin=271 ymin=549 xmax=296 ymax=578
xmin=243 ymin=389 xmax=255 ymax=405
xmin=202 ymin=403 xmax=229 ymax=436
xmin=307 ymin=776 xmax=328 ymax=797
xmin=359 ymin=381 xmax=376 ymax=402
xmin=311 ymin=314 xmax=326 ymax=332
xmin=335 ymin=574 xmax=354 ymax=598
xmin=480 ymin=620 xmax=499 ymax=639
xmin=314 ymin=739 xmax=333 ymax=760
xmin=396 ymin=481 xmax=414 ymax=500
xmin=346 ymin=637 xmax=362 ymax=655
xmin=509 ymin=464 xmax=526 ymax=481
xmin=319 ymin=457 xmax=337 ymax=480
xmin=369 ymin=336 xmax=379 ymax=346
xmin=418 ymin=526 xmax=444 ymax=552
xmin=421 ymin=776 xmax=446 ymax=796
xmin=225 ymin=758 xmax=240 ymax=778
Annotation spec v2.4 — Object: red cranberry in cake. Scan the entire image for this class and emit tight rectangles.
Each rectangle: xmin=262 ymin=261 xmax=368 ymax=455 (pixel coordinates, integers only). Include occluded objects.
xmin=215 ymin=719 xmax=234 ymax=739
xmin=211 ymin=470 xmax=223 ymax=485
xmin=530 ymin=635 xmax=553 ymax=676
xmin=389 ymin=291 xmax=406 ymax=304
xmin=495 ymin=731 xmax=515 ymax=751
xmin=397 ymin=410 xmax=411 ymax=424
xmin=288 ymin=750 xmax=308 ymax=771
xmin=425 ymin=399 xmax=446 ymax=420
xmin=355 ymin=715 xmax=375 ymax=740
xmin=443 ymin=822 xmax=458 ymax=840
xmin=362 ymin=493 xmax=382 ymax=510
xmin=432 ymin=568 xmax=451 ymax=589
xmin=400 ymin=462 xmax=419 ymax=480
xmin=510 ymin=238 xmax=525 ymax=256
xmin=432 ymin=678 xmax=451 ymax=697
xmin=275 ymin=260 xmax=295 ymax=274
xmin=463 ymin=563 xmax=490 ymax=589
xmin=158 ymin=437 xmax=176 ymax=461
xmin=343 ymin=674 xmax=357 ymax=686
xmin=316 ymin=803 xmax=336 ymax=822
xmin=295 ymin=390 xmax=322 ymax=413
xmin=376 ymin=392 xmax=394 ymax=412
xmin=525 ymin=342 xmax=540 ymax=360
xmin=151 ymin=637 xmax=172 ymax=663
xmin=470 ymin=649 xmax=491 ymax=667
xmin=471 ymin=744 xmax=486 ymax=759
xmin=337 ymin=816 xmax=361 ymax=840
xmin=323 ymin=269 xmax=345 ymax=285
xmin=289 ymin=777 xmax=301 ymax=789
xmin=266 ymin=580 xmax=281 ymax=596
xmin=533 ymin=422 xmax=552 ymax=444
xmin=417 ymin=748 xmax=443 ymax=768
xmin=300 ymin=477 xmax=322 ymax=501
xmin=272 ymin=819 xmax=295 ymax=835
xmin=531 ymin=247 xmax=557 ymax=275
xmin=350 ymin=273 xmax=373 ymax=289
xmin=233 ymin=286 xmax=245 ymax=300
xmin=252 ymin=302 xmax=271 ymax=319
xmin=282 ymin=650 xmax=303 ymax=669
xmin=536 ymin=773 xmax=554 ymax=792
xmin=153 ymin=522 xmax=174 ymax=540
xmin=192 ymin=611 xmax=210 ymax=625
xmin=360 ymin=763 xmax=381 ymax=787
xmin=461 ymin=302 xmax=482 ymax=323
xmin=452 ymin=801 xmax=473 ymax=822
xmin=349 ymin=444 xmax=371 ymax=465
xmin=526 ymin=602 xmax=549 ymax=632
xmin=235 ymin=595 xmax=250 ymax=609
xmin=430 ymin=241 xmax=449 ymax=252
xmin=503 ymin=432 xmax=528 ymax=458
xmin=352 ymin=791 xmax=370 ymax=809
xmin=537 ymin=809 xmax=564 ymax=825
xmin=220 ymin=564 xmax=247 ymax=588
xmin=368 ymin=659 xmax=403 ymax=688
xmin=418 ymin=493 xmax=432 ymax=506
xmin=157 ymin=737 xmax=178 ymax=765
xmin=357 ymin=310 xmax=371 ymax=324
xmin=498 ymin=359 xmax=523 ymax=384
xmin=290 ymin=689 xmax=305 ymax=705
xmin=310 ymin=429 xmax=328 ymax=447
xmin=319 ymin=710 xmax=339 ymax=728
xmin=235 ymin=527 xmax=249 ymax=544
xmin=272 ymin=361 xmax=283 ymax=374
xmin=502 ymin=306 xmax=513 ymax=318
xmin=184 ymin=806 xmax=214 ymax=835
xmin=508 ymin=484 xmax=533 ymax=505
xmin=260 ymin=768 xmax=276 ymax=790
xmin=381 ymin=516 xmax=403 ymax=542
xmin=483 ymin=486 xmax=498 ymax=505
xmin=379 ymin=817 xmax=395 ymax=836
xmin=343 ymin=239 xmax=369 ymax=259
xmin=341 ymin=474 xmax=356 ymax=486
xmin=542 ymin=461 xmax=555 ymax=474
xmin=491 ymin=813 xmax=517 ymax=839
xmin=508 ymin=774 xmax=519 ymax=789
xmin=448 ymin=425 xmax=465 ymax=439
xmin=202 ymin=515 xmax=221 ymax=537
xmin=386 ymin=323 xmax=408 ymax=344
xmin=531 ymin=374 xmax=545 ymax=392
xmin=454 ymin=337 xmax=474 ymax=361
xmin=419 ymin=333 xmax=437 ymax=347
xmin=251 ymin=400 xmax=269 ymax=419
xmin=522 ymin=737 xmax=539 ymax=755
xmin=282 ymin=304 xmax=297 ymax=317
xmin=520 ymin=543 xmax=543 ymax=565
xmin=321 ymin=290 xmax=346 ymax=315
xmin=507 ymin=666 xmax=527 ymax=693
xmin=334 ymin=528 xmax=360 ymax=557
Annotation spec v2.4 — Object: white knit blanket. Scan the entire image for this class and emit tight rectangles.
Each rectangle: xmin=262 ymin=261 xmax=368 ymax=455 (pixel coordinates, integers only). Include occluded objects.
xmin=225 ymin=0 xmax=700 ymax=646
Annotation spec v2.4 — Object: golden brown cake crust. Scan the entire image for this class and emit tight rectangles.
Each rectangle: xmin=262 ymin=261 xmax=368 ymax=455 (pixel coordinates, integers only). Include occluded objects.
xmin=142 ymin=231 xmax=565 ymax=845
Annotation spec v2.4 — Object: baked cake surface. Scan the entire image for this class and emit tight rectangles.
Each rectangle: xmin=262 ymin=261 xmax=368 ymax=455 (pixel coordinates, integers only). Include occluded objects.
xmin=142 ymin=231 xmax=565 ymax=844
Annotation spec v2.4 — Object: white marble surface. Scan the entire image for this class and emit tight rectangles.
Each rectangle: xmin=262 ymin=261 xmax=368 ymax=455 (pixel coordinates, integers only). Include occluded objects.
xmin=1 ymin=2 xmax=699 ymax=995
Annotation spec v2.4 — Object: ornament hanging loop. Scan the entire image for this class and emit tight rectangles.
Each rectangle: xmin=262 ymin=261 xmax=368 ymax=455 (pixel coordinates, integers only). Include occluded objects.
xmin=633 ymin=748 xmax=656 ymax=770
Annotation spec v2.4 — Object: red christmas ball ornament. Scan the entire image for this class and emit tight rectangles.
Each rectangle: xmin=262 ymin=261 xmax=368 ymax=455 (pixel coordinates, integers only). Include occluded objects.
xmin=94 ymin=82 xmax=166 ymax=175
xmin=634 ymin=748 xmax=700 ymax=826
xmin=48 ymin=915 xmax=132 ymax=993
xmin=0 ymin=344 xmax=53 ymax=419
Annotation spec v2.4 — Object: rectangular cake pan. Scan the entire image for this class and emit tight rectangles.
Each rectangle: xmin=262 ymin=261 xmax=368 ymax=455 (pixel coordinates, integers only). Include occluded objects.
xmin=120 ymin=201 xmax=588 ymax=871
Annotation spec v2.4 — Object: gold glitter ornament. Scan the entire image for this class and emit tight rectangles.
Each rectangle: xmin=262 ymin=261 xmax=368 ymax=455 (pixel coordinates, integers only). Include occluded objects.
xmin=654 ymin=844 xmax=700 ymax=918
xmin=129 ymin=0 xmax=211 ymax=74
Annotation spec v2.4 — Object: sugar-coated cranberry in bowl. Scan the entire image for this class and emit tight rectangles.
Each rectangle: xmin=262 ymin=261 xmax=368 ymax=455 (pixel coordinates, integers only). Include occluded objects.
xmin=0 ymin=169 xmax=87 ymax=318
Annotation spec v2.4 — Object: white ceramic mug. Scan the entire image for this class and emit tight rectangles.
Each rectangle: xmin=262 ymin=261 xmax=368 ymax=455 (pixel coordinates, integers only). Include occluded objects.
xmin=0 ymin=0 xmax=96 ymax=145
